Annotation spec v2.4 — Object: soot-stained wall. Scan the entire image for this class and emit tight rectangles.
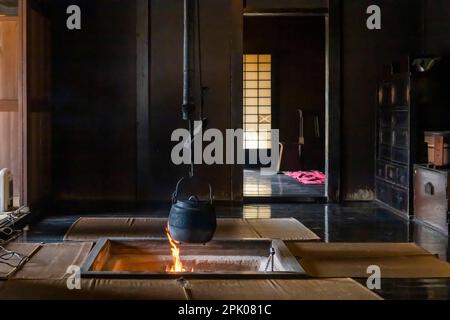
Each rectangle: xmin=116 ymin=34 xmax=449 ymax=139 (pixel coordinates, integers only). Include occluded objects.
xmin=41 ymin=0 xmax=449 ymax=208
xmin=50 ymin=0 xmax=138 ymax=208
xmin=341 ymin=0 xmax=423 ymax=200
xmin=149 ymin=0 xmax=241 ymax=202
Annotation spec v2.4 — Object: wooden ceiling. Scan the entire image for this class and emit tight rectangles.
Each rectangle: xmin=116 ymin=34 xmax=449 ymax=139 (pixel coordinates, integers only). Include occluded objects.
xmin=0 ymin=0 xmax=18 ymax=7
xmin=0 ymin=0 xmax=18 ymax=16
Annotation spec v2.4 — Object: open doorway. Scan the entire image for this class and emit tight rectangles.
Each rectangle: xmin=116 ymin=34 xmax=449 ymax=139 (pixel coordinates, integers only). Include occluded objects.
xmin=243 ymin=15 xmax=327 ymax=200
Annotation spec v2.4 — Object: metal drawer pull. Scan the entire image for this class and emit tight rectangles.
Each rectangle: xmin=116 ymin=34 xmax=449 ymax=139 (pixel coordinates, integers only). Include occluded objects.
xmin=425 ymin=182 xmax=435 ymax=196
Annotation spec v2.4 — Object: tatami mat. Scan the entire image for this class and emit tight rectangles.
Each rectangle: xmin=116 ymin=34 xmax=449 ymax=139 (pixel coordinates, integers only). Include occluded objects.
xmin=11 ymin=242 xmax=93 ymax=280
xmin=247 ymin=218 xmax=319 ymax=241
xmin=64 ymin=218 xmax=320 ymax=242
xmin=0 ymin=278 xmax=381 ymax=300
xmin=287 ymin=243 xmax=450 ymax=279
xmin=0 ymin=243 xmax=42 ymax=280
xmin=185 ymin=278 xmax=382 ymax=300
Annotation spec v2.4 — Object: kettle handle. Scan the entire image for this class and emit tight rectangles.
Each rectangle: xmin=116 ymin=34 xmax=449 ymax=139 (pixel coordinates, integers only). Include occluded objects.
xmin=172 ymin=177 xmax=214 ymax=205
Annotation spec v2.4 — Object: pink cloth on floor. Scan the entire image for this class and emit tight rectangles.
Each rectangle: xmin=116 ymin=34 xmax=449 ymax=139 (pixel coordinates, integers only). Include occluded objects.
xmin=284 ymin=171 xmax=326 ymax=185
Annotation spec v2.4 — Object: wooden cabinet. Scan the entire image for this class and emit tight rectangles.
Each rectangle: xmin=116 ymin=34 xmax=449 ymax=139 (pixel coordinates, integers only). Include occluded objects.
xmin=375 ymin=68 xmax=413 ymax=218
xmin=376 ymin=57 xmax=450 ymax=219
xmin=414 ymin=165 xmax=449 ymax=236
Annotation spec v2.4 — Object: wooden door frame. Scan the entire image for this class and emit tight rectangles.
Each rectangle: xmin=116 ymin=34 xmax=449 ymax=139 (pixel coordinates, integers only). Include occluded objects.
xmin=18 ymin=0 xmax=28 ymax=206
xmin=325 ymin=0 xmax=341 ymax=202
xmin=231 ymin=0 xmax=342 ymax=202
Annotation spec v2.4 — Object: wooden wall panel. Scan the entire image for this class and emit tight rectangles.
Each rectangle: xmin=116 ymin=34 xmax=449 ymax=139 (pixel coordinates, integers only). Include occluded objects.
xmin=0 ymin=113 xmax=18 ymax=192
xmin=28 ymin=5 xmax=50 ymax=110
xmin=27 ymin=2 xmax=52 ymax=207
xmin=341 ymin=0 xmax=422 ymax=200
xmin=49 ymin=0 xmax=137 ymax=209
xmin=244 ymin=0 xmax=329 ymax=11
xmin=136 ymin=0 xmax=151 ymax=208
xmin=0 ymin=18 xmax=18 ymax=103
xmin=0 ymin=17 xmax=20 ymax=200
xmin=28 ymin=112 xmax=51 ymax=205
xmin=425 ymin=0 xmax=450 ymax=55
xmin=150 ymin=0 xmax=238 ymax=202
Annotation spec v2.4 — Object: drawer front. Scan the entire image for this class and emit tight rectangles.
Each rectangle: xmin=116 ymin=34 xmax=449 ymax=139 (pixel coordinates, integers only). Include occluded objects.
xmin=379 ymin=109 xmax=392 ymax=127
xmin=393 ymin=129 xmax=409 ymax=149
xmin=379 ymin=83 xmax=393 ymax=107
xmin=392 ymin=147 xmax=408 ymax=164
xmin=392 ymin=76 xmax=410 ymax=107
xmin=380 ymin=128 xmax=393 ymax=146
xmin=379 ymin=110 xmax=409 ymax=129
xmin=386 ymin=165 xmax=396 ymax=182
xmin=379 ymin=145 xmax=392 ymax=161
xmin=391 ymin=186 xmax=409 ymax=212
xmin=376 ymin=179 xmax=409 ymax=213
xmin=385 ymin=163 xmax=409 ymax=187
xmin=396 ymin=165 xmax=409 ymax=186
xmin=391 ymin=110 xmax=409 ymax=128
xmin=414 ymin=168 xmax=449 ymax=234
xmin=376 ymin=179 xmax=390 ymax=204
xmin=376 ymin=162 xmax=386 ymax=180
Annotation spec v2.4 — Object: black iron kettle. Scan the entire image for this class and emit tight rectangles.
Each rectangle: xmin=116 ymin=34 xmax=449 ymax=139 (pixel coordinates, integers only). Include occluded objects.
xmin=168 ymin=177 xmax=217 ymax=244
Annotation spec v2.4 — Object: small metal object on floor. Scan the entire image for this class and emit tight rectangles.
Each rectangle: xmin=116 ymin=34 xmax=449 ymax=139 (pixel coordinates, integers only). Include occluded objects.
xmin=178 ymin=278 xmax=193 ymax=300
xmin=0 ymin=244 xmax=41 ymax=279
xmin=264 ymin=247 xmax=276 ymax=272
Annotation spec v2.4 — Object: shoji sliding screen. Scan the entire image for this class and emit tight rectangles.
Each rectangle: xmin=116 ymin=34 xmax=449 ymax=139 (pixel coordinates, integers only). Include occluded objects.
xmin=243 ymin=54 xmax=272 ymax=150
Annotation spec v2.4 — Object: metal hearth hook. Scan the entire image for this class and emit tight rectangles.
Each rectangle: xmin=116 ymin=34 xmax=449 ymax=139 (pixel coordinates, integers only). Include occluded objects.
xmin=182 ymin=0 xmax=207 ymax=179
xmin=264 ymin=247 xmax=276 ymax=272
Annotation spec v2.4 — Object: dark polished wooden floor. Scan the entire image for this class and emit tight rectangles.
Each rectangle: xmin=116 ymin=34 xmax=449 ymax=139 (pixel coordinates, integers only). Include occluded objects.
xmin=244 ymin=169 xmax=325 ymax=198
xmin=16 ymin=202 xmax=450 ymax=300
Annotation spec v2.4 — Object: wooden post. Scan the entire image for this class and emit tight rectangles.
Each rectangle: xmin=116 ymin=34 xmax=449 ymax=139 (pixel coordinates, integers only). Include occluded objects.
xmin=19 ymin=0 xmax=28 ymax=206
xmin=326 ymin=0 xmax=342 ymax=202
xmin=230 ymin=0 xmax=244 ymax=202
xmin=136 ymin=0 xmax=150 ymax=208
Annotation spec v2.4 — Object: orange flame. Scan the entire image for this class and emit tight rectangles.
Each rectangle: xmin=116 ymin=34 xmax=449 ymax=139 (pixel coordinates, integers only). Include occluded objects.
xmin=165 ymin=226 xmax=186 ymax=273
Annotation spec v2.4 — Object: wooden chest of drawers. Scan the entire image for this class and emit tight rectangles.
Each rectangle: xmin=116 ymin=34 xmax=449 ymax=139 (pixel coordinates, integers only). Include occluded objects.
xmin=376 ymin=71 xmax=412 ymax=217
xmin=376 ymin=57 xmax=450 ymax=218
xmin=414 ymin=165 xmax=450 ymax=236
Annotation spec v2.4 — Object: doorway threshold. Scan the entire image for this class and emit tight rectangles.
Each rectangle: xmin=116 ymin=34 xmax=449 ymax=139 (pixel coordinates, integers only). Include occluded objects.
xmin=244 ymin=196 xmax=327 ymax=204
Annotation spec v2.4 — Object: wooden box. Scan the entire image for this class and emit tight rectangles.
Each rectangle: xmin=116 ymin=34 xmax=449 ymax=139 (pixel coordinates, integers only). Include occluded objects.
xmin=425 ymin=132 xmax=450 ymax=167
xmin=414 ymin=165 xmax=450 ymax=236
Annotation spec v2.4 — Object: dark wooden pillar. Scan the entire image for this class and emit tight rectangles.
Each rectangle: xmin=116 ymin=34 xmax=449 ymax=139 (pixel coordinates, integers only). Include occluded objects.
xmin=136 ymin=0 xmax=151 ymax=208
xmin=230 ymin=0 xmax=244 ymax=202
xmin=326 ymin=0 xmax=341 ymax=202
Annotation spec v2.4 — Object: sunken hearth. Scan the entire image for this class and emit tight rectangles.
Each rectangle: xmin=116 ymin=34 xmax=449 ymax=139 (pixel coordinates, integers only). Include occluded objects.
xmin=81 ymin=239 xmax=303 ymax=278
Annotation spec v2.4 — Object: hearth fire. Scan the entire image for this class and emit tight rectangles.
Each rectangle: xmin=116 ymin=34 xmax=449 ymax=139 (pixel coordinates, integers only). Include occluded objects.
xmin=166 ymin=226 xmax=191 ymax=273
xmin=81 ymin=239 xmax=303 ymax=278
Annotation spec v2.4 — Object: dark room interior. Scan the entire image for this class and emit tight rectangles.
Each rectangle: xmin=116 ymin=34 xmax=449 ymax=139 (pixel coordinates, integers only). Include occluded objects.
xmin=1 ymin=0 xmax=450 ymax=304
